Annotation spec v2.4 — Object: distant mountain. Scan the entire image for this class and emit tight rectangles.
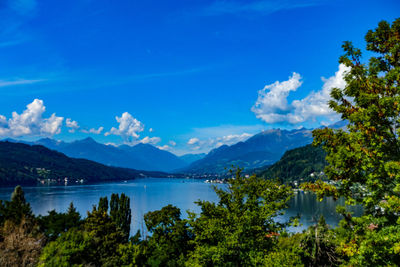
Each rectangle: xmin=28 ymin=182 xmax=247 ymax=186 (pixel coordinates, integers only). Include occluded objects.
xmin=327 ymin=120 xmax=348 ymax=130
xmin=35 ymin=137 xmax=152 ymax=171
xmin=258 ymin=144 xmax=327 ymax=183
xmin=32 ymin=137 xmax=186 ymax=172
xmin=179 ymin=153 xmax=206 ymax=165
xmin=183 ymin=128 xmax=313 ymax=174
xmin=0 ymin=141 xmax=168 ymax=186
xmin=3 ymin=121 xmax=345 ymax=174
xmin=118 ymin=143 xmax=187 ymax=172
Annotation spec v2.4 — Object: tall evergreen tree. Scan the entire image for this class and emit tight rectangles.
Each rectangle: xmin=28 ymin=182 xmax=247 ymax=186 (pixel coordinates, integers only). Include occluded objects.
xmin=0 ymin=186 xmax=33 ymax=225
xmin=110 ymin=193 xmax=132 ymax=242
xmin=98 ymin=196 xmax=109 ymax=213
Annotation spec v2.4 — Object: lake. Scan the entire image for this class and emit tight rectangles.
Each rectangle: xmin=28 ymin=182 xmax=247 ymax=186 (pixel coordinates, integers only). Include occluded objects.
xmin=0 ymin=178 xmax=362 ymax=235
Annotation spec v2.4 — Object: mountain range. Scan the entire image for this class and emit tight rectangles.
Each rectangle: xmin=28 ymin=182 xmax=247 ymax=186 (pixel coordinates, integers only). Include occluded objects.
xmin=3 ymin=122 xmax=345 ymax=175
xmin=0 ymin=141 xmax=168 ymax=186
xmin=181 ymin=128 xmax=314 ymax=174
xmin=5 ymin=137 xmax=188 ymax=172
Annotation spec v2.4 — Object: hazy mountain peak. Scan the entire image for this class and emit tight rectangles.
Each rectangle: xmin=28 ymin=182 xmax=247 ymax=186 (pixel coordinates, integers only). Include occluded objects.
xmin=183 ymin=127 xmax=314 ymax=174
xmin=80 ymin=137 xmax=96 ymax=143
xmin=36 ymin=137 xmax=64 ymax=148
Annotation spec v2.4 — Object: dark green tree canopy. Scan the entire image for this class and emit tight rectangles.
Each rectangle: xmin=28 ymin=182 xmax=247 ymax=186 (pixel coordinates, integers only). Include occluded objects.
xmin=306 ymin=18 xmax=400 ymax=266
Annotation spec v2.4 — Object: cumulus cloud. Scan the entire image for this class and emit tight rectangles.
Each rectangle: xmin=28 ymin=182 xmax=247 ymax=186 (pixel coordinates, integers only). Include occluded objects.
xmin=251 ymin=72 xmax=302 ymax=124
xmin=0 ymin=99 xmax=63 ymax=137
xmin=0 ymin=115 xmax=7 ymax=126
xmin=81 ymin=127 xmax=104 ymax=135
xmin=105 ymin=112 xmax=144 ymax=144
xmin=140 ymin=136 xmax=161 ymax=145
xmin=220 ymin=133 xmax=252 ymax=144
xmin=289 ymin=64 xmax=349 ymax=124
xmin=157 ymin=145 xmax=171 ymax=151
xmin=187 ymin=133 xmax=253 ymax=152
xmin=105 ymin=142 xmax=118 ymax=147
xmin=252 ymin=64 xmax=349 ymax=125
xmin=187 ymin=137 xmax=200 ymax=145
xmin=66 ymin=118 xmax=79 ymax=133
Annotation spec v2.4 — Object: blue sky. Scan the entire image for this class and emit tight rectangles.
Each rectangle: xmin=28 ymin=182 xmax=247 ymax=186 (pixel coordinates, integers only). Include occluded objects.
xmin=0 ymin=0 xmax=398 ymax=155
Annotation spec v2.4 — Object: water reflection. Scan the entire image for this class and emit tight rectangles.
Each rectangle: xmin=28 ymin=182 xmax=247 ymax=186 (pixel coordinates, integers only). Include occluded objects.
xmin=285 ymin=192 xmax=363 ymax=232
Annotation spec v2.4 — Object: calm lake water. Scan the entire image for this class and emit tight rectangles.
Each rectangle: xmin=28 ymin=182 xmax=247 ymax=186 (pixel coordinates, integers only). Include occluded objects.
xmin=0 ymin=178 xmax=362 ymax=234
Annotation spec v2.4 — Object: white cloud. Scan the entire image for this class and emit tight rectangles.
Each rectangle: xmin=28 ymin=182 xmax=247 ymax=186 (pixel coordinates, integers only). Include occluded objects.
xmin=0 ymin=115 xmax=7 ymax=126
xmin=289 ymin=64 xmax=349 ymax=124
xmin=252 ymin=64 xmax=349 ymax=125
xmin=252 ymin=72 xmax=302 ymax=124
xmin=105 ymin=112 xmax=144 ymax=144
xmin=0 ymin=99 xmax=63 ymax=137
xmin=202 ymin=0 xmax=320 ymax=16
xmin=66 ymin=118 xmax=79 ymax=133
xmin=82 ymin=126 xmax=104 ymax=135
xmin=186 ymin=133 xmax=253 ymax=152
xmin=0 ymin=79 xmax=44 ymax=87
xmin=149 ymin=128 xmax=153 ymax=132
xmin=140 ymin=136 xmax=161 ymax=145
xmin=105 ymin=142 xmax=118 ymax=147
xmin=187 ymin=137 xmax=200 ymax=145
xmin=157 ymin=145 xmax=171 ymax=151
xmin=220 ymin=133 xmax=252 ymax=144
xmin=42 ymin=114 xmax=63 ymax=135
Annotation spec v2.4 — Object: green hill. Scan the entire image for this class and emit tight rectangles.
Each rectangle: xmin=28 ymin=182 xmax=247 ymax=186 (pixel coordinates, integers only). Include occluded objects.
xmin=259 ymin=144 xmax=327 ymax=183
xmin=0 ymin=141 xmax=167 ymax=186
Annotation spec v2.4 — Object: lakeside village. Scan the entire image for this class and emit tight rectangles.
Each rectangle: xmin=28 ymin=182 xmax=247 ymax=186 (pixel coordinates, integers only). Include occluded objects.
xmin=36 ymin=167 xmax=338 ymax=193
xmin=203 ymin=170 xmax=338 ymax=195
xmin=37 ymin=167 xmax=85 ymax=185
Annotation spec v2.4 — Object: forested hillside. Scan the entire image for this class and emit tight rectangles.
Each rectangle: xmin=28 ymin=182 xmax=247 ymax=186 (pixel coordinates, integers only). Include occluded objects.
xmin=260 ymin=144 xmax=327 ymax=183
xmin=0 ymin=141 xmax=167 ymax=186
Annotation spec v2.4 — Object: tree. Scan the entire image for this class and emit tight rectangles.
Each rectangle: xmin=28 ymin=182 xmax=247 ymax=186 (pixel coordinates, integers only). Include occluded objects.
xmin=37 ymin=202 xmax=81 ymax=241
xmin=141 ymin=204 xmax=194 ymax=266
xmin=98 ymin=196 xmax=109 ymax=213
xmin=39 ymin=205 xmax=126 ymax=266
xmin=186 ymin=170 xmax=294 ymax=266
xmin=0 ymin=186 xmax=43 ymax=267
xmin=0 ymin=186 xmax=33 ymax=225
xmin=0 ymin=218 xmax=45 ymax=267
xmin=110 ymin=193 xmax=132 ymax=242
xmin=305 ymin=18 xmax=400 ymax=265
xmin=299 ymin=216 xmax=340 ymax=266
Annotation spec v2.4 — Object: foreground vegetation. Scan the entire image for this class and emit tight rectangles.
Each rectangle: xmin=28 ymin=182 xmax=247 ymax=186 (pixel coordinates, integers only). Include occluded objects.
xmin=0 ymin=17 xmax=399 ymax=266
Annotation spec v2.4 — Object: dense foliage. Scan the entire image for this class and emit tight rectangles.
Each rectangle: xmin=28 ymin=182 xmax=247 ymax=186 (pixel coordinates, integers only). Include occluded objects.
xmin=260 ymin=144 xmax=327 ymax=183
xmin=186 ymin=171 xmax=294 ymax=266
xmin=0 ymin=186 xmax=43 ymax=266
xmin=303 ymin=18 xmax=400 ymax=265
xmin=0 ymin=141 xmax=168 ymax=186
xmin=39 ymin=193 xmax=132 ymax=266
